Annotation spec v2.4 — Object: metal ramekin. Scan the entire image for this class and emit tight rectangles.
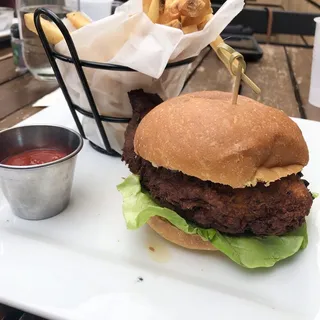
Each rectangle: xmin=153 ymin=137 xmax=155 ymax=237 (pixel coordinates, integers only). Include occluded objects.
xmin=0 ymin=125 xmax=83 ymax=220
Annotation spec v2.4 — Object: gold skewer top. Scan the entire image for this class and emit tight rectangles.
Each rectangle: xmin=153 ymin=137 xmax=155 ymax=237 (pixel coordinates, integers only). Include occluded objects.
xmin=211 ymin=38 xmax=261 ymax=96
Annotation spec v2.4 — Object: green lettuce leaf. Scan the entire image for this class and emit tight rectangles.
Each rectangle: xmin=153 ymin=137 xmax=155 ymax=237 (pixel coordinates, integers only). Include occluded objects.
xmin=117 ymin=175 xmax=308 ymax=268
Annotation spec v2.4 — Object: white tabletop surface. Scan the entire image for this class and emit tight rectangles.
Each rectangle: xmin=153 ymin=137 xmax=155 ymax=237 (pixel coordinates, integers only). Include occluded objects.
xmin=0 ymin=101 xmax=319 ymax=320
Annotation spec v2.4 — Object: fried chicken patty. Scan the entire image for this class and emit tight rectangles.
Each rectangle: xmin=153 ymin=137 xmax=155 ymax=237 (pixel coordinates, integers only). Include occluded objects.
xmin=122 ymin=90 xmax=313 ymax=236
xmin=138 ymin=162 xmax=312 ymax=235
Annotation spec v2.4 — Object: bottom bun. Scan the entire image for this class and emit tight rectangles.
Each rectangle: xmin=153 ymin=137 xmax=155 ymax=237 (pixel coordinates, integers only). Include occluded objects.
xmin=147 ymin=216 xmax=217 ymax=251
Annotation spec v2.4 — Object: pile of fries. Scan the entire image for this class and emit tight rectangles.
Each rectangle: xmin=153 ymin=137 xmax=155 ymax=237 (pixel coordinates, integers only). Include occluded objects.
xmin=144 ymin=0 xmax=213 ymax=34
xmin=25 ymin=0 xmax=214 ymax=44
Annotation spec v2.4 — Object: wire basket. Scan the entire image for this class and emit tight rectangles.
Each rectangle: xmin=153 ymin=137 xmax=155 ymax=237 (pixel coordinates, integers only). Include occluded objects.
xmin=33 ymin=8 xmax=196 ymax=156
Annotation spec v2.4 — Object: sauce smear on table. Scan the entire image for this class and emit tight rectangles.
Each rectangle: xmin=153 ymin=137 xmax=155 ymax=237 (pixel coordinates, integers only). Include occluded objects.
xmin=2 ymin=148 xmax=68 ymax=166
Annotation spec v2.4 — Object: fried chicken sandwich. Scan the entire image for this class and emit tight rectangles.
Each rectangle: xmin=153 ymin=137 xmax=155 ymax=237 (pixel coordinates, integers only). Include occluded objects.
xmin=117 ymin=90 xmax=314 ymax=268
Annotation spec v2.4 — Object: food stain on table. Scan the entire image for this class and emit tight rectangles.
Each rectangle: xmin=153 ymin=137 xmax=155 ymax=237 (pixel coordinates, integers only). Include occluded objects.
xmin=146 ymin=234 xmax=171 ymax=263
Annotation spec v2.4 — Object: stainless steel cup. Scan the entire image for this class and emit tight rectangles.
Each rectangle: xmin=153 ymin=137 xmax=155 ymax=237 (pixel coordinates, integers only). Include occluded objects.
xmin=0 ymin=125 xmax=83 ymax=220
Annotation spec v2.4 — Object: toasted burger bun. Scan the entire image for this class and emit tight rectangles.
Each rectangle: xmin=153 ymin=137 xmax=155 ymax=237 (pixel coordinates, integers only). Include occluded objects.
xmin=148 ymin=216 xmax=217 ymax=251
xmin=134 ymin=91 xmax=309 ymax=188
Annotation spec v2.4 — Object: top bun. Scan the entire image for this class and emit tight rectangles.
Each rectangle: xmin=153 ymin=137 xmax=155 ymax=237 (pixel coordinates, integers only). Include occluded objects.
xmin=134 ymin=91 xmax=309 ymax=188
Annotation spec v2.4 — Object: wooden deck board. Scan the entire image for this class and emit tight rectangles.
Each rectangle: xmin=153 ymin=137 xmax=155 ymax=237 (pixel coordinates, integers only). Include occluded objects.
xmin=0 ymin=73 xmax=58 ymax=121
xmin=286 ymin=47 xmax=320 ymax=121
xmin=0 ymin=106 xmax=45 ymax=131
xmin=0 ymin=57 xmax=21 ymax=85
xmin=241 ymin=45 xmax=301 ymax=117
xmin=1 ymin=42 xmax=319 ymax=129
xmin=247 ymin=0 xmax=320 ymax=12
xmin=182 ymin=49 xmax=234 ymax=94
xmin=0 ymin=46 xmax=12 ymax=57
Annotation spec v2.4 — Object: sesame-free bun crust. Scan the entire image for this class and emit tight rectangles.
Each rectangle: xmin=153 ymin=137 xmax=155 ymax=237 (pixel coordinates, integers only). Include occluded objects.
xmin=134 ymin=91 xmax=309 ymax=188
xmin=147 ymin=217 xmax=217 ymax=251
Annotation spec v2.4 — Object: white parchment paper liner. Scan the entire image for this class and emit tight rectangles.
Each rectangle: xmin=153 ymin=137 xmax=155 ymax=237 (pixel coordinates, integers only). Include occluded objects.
xmin=54 ymin=0 xmax=245 ymax=154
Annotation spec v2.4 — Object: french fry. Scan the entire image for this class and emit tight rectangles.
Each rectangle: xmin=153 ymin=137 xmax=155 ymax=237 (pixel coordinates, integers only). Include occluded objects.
xmin=197 ymin=13 xmax=212 ymax=30
xmin=158 ymin=9 xmax=180 ymax=24
xmin=210 ymin=34 xmax=224 ymax=52
xmin=24 ymin=13 xmax=63 ymax=45
xmin=207 ymin=15 xmax=240 ymax=74
xmin=182 ymin=24 xmax=198 ymax=34
xmin=165 ymin=19 xmax=182 ymax=29
xmin=181 ymin=0 xmax=212 ymax=26
xmin=158 ymin=0 xmax=180 ymax=24
xmin=176 ymin=0 xmax=206 ymax=17
xmin=66 ymin=12 xmax=91 ymax=29
xmin=143 ymin=0 xmax=152 ymax=14
xmin=147 ymin=0 xmax=160 ymax=23
xmin=166 ymin=0 xmax=180 ymax=17
xmin=182 ymin=11 xmax=208 ymax=27
xmin=183 ymin=0 xmax=212 ymax=26
xmin=159 ymin=0 xmax=166 ymax=14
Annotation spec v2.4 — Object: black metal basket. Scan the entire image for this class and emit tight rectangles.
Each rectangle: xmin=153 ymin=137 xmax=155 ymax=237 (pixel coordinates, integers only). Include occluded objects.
xmin=34 ymin=8 xmax=196 ymax=156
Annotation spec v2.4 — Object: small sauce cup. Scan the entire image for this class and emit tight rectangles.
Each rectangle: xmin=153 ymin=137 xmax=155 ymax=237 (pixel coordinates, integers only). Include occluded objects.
xmin=0 ymin=125 xmax=83 ymax=220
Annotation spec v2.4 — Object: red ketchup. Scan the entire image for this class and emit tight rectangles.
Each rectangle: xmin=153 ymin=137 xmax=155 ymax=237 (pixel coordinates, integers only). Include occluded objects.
xmin=1 ymin=148 xmax=68 ymax=166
